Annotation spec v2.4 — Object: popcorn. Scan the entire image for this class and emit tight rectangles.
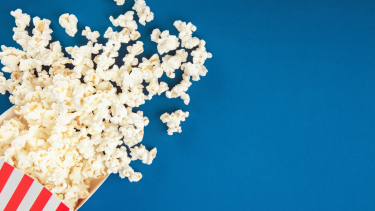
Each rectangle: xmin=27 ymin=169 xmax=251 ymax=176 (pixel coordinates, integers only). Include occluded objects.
xmin=10 ymin=9 xmax=31 ymax=50
xmin=0 ymin=3 xmax=212 ymax=209
xmin=158 ymin=82 xmax=169 ymax=95
xmin=114 ymin=0 xmax=125 ymax=6
xmin=122 ymin=41 xmax=144 ymax=68
xmin=82 ymin=26 xmax=100 ymax=43
xmin=151 ymin=29 xmax=180 ymax=55
xmin=161 ymin=49 xmax=188 ymax=78
xmin=133 ymin=0 xmax=154 ymax=26
xmin=56 ymin=112 xmax=78 ymax=126
xmin=191 ymin=40 xmax=212 ymax=65
xmin=181 ymin=40 xmax=212 ymax=81
xmin=0 ymin=73 xmax=8 ymax=94
xmin=104 ymin=27 xmax=130 ymax=43
xmin=130 ymin=144 xmax=157 ymax=165
xmin=160 ymin=110 xmax=189 ymax=135
xmin=59 ymin=13 xmax=78 ymax=37
xmin=128 ymin=172 xmax=142 ymax=182
xmin=145 ymin=79 xmax=167 ymax=99
xmin=118 ymin=164 xmax=142 ymax=182
xmin=11 ymin=9 xmax=30 ymax=32
xmin=174 ymin=20 xmax=200 ymax=49
xmin=165 ymin=73 xmax=192 ymax=105
xmin=109 ymin=11 xmax=138 ymax=32
xmin=95 ymin=40 xmax=120 ymax=71
xmin=139 ymin=54 xmax=163 ymax=82
xmin=31 ymin=17 xmax=53 ymax=48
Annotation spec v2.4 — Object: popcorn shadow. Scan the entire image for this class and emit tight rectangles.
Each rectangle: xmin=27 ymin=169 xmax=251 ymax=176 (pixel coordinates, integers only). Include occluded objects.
xmin=25 ymin=21 xmax=34 ymax=39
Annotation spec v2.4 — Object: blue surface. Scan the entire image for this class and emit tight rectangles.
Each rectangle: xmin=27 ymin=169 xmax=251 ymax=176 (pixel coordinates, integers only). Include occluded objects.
xmin=1 ymin=0 xmax=375 ymax=210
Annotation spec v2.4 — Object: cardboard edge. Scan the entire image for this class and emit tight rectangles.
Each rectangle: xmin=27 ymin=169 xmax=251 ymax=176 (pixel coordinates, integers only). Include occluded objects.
xmin=0 ymin=106 xmax=16 ymax=124
xmin=0 ymin=106 xmax=110 ymax=211
xmin=75 ymin=174 xmax=110 ymax=210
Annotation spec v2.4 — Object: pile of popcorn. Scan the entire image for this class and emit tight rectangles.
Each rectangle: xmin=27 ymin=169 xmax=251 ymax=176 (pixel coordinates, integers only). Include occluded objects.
xmin=0 ymin=0 xmax=211 ymax=209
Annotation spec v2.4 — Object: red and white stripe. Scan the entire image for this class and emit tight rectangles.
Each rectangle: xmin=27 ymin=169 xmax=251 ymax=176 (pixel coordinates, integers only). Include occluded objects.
xmin=0 ymin=160 xmax=70 ymax=211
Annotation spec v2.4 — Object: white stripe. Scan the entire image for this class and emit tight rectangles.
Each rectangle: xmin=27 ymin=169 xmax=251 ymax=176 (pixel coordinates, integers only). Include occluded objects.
xmin=0 ymin=167 xmax=23 ymax=210
xmin=17 ymin=180 xmax=44 ymax=211
xmin=42 ymin=194 xmax=61 ymax=211
xmin=0 ymin=159 xmax=4 ymax=168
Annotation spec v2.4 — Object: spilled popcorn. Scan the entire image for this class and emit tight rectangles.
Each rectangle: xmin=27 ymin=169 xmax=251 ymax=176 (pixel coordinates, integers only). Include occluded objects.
xmin=161 ymin=110 xmax=189 ymax=135
xmin=59 ymin=13 xmax=78 ymax=37
xmin=0 ymin=0 xmax=211 ymax=209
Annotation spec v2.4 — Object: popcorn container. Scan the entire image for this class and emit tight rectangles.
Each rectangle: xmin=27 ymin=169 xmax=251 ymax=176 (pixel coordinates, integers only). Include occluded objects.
xmin=0 ymin=106 xmax=109 ymax=210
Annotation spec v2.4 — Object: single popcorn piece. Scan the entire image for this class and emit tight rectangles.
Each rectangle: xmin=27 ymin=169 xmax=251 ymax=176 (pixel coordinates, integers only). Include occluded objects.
xmin=174 ymin=20 xmax=200 ymax=49
xmin=158 ymin=81 xmax=169 ymax=95
xmin=160 ymin=110 xmax=189 ymax=135
xmin=191 ymin=40 xmax=212 ymax=65
xmin=82 ymin=26 xmax=100 ymax=43
xmin=11 ymin=9 xmax=30 ymax=32
xmin=181 ymin=62 xmax=207 ymax=82
xmin=128 ymin=172 xmax=143 ymax=182
xmin=59 ymin=13 xmax=78 ymax=37
xmin=161 ymin=49 xmax=188 ymax=78
xmin=151 ymin=29 xmax=180 ymax=55
xmin=133 ymin=0 xmax=154 ymax=26
xmin=114 ymin=0 xmax=125 ymax=6
xmin=130 ymin=144 xmax=157 ymax=164
xmin=165 ymin=73 xmax=192 ymax=105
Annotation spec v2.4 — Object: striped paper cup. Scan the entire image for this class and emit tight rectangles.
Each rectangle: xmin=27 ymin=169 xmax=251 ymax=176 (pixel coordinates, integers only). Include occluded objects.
xmin=0 ymin=160 xmax=70 ymax=211
xmin=0 ymin=106 xmax=110 ymax=210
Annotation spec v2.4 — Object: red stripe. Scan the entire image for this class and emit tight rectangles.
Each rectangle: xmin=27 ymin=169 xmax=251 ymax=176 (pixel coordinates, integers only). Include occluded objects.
xmin=0 ymin=162 xmax=14 ymax=193
xmin=4 ymin=174 xmax=34 ymax=211
xmin=29 ymin=187 xmax=53 ymax=211
xmin=56 ymin=202 xmax=70 ymax=211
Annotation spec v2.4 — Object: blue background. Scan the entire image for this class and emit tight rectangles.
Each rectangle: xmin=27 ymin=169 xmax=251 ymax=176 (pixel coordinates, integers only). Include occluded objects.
xmin=1 ymin=0 xmax=375 ymax=210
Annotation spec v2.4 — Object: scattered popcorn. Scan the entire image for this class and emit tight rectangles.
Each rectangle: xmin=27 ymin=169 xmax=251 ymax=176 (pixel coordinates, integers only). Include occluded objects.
xmin=160 ymin=110 xmax=189 ymax=135
xmin=133 ymin=0 xmax=154 ymax=26
xmin=114 ymin=0 xmax=125 ymax=6
xmin=82 ymin=26 xmax=100 ymax=43
xmin=0 ymin=1 xmax=212 ymax=209
xmin=151 ymin=29 xmax=180 ymax=55
xmin=59 ymin=13 xmax=78 ymax=37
